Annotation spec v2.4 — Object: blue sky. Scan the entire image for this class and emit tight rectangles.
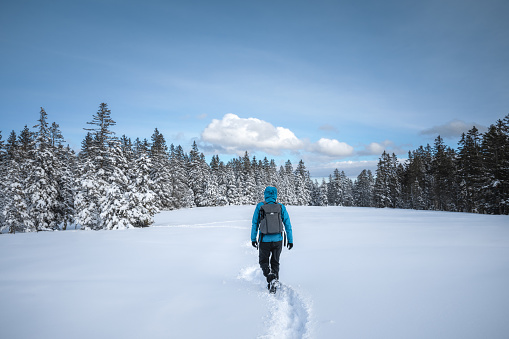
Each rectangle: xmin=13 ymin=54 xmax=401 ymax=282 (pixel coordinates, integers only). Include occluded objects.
xmin=1 ymin=0 xmax=508 ymax=178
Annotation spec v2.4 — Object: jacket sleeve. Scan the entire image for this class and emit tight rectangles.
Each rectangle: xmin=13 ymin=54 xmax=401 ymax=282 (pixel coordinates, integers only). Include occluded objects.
xmin=281 ymin=204 xmax=293 ymax=243
xmin=251 ymin=203 xmax=263 ymax=242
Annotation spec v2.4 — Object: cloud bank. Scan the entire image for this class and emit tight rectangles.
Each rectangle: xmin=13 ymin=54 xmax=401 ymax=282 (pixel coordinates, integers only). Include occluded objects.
xmin=420 ymin=119 xmax=487 ymax=138
xmin=201 ymin=113 xmax=354 ymax=157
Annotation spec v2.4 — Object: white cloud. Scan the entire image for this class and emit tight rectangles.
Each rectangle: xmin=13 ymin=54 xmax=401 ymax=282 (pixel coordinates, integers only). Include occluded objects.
xmin=420 ymin=119 xmax=487 ymax=138
xmin=201 ymin=113 xmax=304 ymax=154
xmin=201 ymin=113 xmax=354 ymax=157
xmin=360 ymin=140 xmax=395 ymax=155
xmin=312 ymin=138 xmax=354 ymax=157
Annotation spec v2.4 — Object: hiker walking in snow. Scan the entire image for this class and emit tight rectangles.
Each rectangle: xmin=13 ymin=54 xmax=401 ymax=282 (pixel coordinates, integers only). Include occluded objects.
xmin=251 ymin=186 xmax=293 ymax=292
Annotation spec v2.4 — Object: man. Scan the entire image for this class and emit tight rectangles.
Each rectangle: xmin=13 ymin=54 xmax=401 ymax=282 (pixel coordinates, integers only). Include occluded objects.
xmin=251 ymin=186 xmax=293 ymax=291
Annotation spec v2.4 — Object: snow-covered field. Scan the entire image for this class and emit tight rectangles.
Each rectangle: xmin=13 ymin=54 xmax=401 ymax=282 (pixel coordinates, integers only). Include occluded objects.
xmin=1 ymin=206 xmax=509 ymax=339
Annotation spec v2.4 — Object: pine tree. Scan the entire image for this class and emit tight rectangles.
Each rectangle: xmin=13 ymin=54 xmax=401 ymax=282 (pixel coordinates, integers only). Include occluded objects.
xmin=225 ymin=162 xmax=241 ymax=205
xmin=95 ymin=142 xmax=127 ymax=230
xmin=0 ymin=131 xmax=7 ymax=231
xmin=294 ymin=160 xmax=312 ymax=205
xmin=126 ymin=147 xmax=159 ymax=227
xmin=238 ymin=152 xmax=256 ymax=204
xmin=373 ymin=151 xmax=401 ymax=208
xmin=150 ymin=129 xmax=173 ymax=210
xmin=428 ymin=136 xmax=457 ymax=211
xmin=340 ymin=171 xmax=354 ymax=206
xmin=353 ymin=169 xmax=374 ymax=207
xmin=280 ymin=160 xmax=297 ymax=205
xmin=49 ymin=122 xmax=65 ymax=148
xmin=76 ymin=103 xmax=118 ymax=230
xmin=2 ymin=159 xmax=34 ymax=233
xmin=327 ymin=169 xmax=343 ymax=206
xmin=25 ymin=108 xmax=61 ymax=231
xmin=213 ymin=158 xmax=229 ymax=206
xmin=5 ymin=130 xmax=17 ymax=161
xmin=188 ymin=141 xmax=215 ymax=207
xmin=169 ymin=145 xmax=194 ymax=209
xmin=480 ymin=117 xmax=509 ymax=214
xmin=84 ymin=103 xmax=116 ymax=174
xmin=75 ymin=156 xmax=102 ymax=230
xmin=55 ymin=145 xmax=76 ymax=230
xmin=17 ymin=125 xmax=35 ymax=159
xmin=456 ymin=130 xmax=482 ymax=212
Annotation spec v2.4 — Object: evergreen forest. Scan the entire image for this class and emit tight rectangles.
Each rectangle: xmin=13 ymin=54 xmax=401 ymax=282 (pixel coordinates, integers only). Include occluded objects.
xmin=1 ymin=104 xmax=508 ymax=233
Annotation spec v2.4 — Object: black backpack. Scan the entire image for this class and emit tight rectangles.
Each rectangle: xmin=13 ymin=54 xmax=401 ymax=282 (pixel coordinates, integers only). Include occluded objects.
xmin=259 ymin=202 xmax=283 ymax=235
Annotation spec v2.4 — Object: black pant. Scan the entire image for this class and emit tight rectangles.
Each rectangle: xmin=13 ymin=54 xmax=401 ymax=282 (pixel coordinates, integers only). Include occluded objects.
xmin=259 ymin=240 xmax=283 ymax=280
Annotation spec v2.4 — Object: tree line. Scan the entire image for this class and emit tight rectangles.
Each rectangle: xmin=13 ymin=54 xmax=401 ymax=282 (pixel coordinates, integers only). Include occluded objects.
xmin=1 ymin=104 xmax=508 ymax=233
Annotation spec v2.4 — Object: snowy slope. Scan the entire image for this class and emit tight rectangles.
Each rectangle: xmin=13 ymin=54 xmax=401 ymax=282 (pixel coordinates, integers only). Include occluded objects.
xmin=1 ymin=206 xmax=508 ymax=339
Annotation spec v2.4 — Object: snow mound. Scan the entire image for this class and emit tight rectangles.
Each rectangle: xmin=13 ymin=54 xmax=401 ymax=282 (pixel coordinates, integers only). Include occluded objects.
xmin=239 ymin=265 xmax=312 ymax=339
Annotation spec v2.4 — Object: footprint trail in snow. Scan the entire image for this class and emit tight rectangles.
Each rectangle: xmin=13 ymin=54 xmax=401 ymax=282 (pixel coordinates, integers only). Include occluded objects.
xmin=238 ymin=266 xmax=312 ymax=339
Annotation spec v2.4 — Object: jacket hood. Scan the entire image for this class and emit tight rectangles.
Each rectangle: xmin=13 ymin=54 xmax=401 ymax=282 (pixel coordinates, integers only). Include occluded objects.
xmin=264 ymin=186 xmax=278 ymax=203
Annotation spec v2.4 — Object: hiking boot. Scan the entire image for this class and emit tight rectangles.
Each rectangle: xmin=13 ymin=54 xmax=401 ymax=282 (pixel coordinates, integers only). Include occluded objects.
xmin=266 ymin=272 xmax=276 ymax=284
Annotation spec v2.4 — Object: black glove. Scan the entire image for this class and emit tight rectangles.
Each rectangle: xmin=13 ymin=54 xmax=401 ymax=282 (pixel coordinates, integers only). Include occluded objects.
xmin=252 ymin=241 xmax=258 ymax=249
xmin=287 ymin=243 xmax=293 ymax=250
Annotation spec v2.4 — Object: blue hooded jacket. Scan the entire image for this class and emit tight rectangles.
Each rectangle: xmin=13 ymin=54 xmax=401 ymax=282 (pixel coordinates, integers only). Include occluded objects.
xmin=251 ymin=186 xmax=293 ymax=243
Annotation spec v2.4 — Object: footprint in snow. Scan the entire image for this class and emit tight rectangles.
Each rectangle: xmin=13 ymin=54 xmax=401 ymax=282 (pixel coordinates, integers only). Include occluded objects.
xmin=238 ymin=266 xmax=312 ymax=339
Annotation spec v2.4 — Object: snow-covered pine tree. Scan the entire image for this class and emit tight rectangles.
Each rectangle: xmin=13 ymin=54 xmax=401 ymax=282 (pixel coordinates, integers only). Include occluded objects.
xmin=340 ymin=171 xmax=354 ymax=206
xmin=84 ymin=103 xmax=116 ymax=174
xmin=294 ymin=160 xmax=312 ymax=205
xmin=239 ymin=152 xmax=256 ymax=204
xmin=310 ymin=179 xmax=324 ymax=206
xmin=5 ymin=130 xmax=18 ymax=161
xmin=125 ymin=146 xmax=159 ymax=227
xmin=56 ymin=145 xmax=76 ymax=230
xmin=327 ymin=169 xmax=343 ymax=206
xmin=225 ymin=162 xmax=241 ymax=205
xmin=373 ymin=151 xmax=393 ymax=208
xmin=49 ymin=122 xmax=75 ymax=230
xmin=456 ymin=128 xmax=484 ymax=213
xmin=2 ymin=127 xmax=36 ymax=232
xmin=169 ymin=144 xmax=194 ymax=209
xmin=430 ymin=136 xmax=457 ymax=212
xmin=481 ymin=116 xmax=509 ymax=214
xmin=2 ymin=159 xmax=34 ymax=233
xmin=76 ymin=103 xmax=117 ymax=230
xmin=281 ymin=160 xmax=297 ymax=205
xmin=319 ymin=178 xmax=329 ymax=206
xmin=97 ymin=140 xmax=132 ymax=230
xmin=353 ymin=169 xmax=374 ymax=207
xmin=267 ymin=159 xmax=279 ymax=187
xmin=188 ymin=141 xmax=215 ymax=207
xmin=150 ymin=128 xmax=173 ymax=210
xmin=26 ymin=108 xmax=61 ymax=231
xmin=277 ymin=165 xmax=290 ymax=205
xmin=75 ymin=156 xmax=102 ymax=230
xmin=252 ymin=156 xmax=265 ymax=202
xmin=402 ymin=148 xmax=428 ymax=210
xmin=0 ymin=132 xmax=7 ymax=232
xmin=210 ymin=155 xmax=229 ymax=206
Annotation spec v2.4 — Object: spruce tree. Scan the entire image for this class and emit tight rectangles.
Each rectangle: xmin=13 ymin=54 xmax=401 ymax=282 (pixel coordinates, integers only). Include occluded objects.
xmin=294 ymin=160 xmax=312 ymax=205
xmin=25 ymin=108 xmax=61 ymax=231
xmin=169 ymin=145 xmax=194 ymax=208
xmin=457 ymin=129 xmax=483 ymax=212
xmin=431 ymin=136 xmax=457 ymax=211
xmin=480 ymin=117 xmax=509 ymax=214
xmin=84 ymin=102 xmax=116 ymax=174
xmin=150 ymin=129 xmax=173 ymax=210
xmin=353 ymin=169 xmax=374 ymax=207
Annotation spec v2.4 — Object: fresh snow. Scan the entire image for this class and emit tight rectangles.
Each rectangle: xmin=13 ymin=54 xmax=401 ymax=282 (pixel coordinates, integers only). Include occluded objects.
xmin=1 ymin=206 xmax=509 ymax=339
